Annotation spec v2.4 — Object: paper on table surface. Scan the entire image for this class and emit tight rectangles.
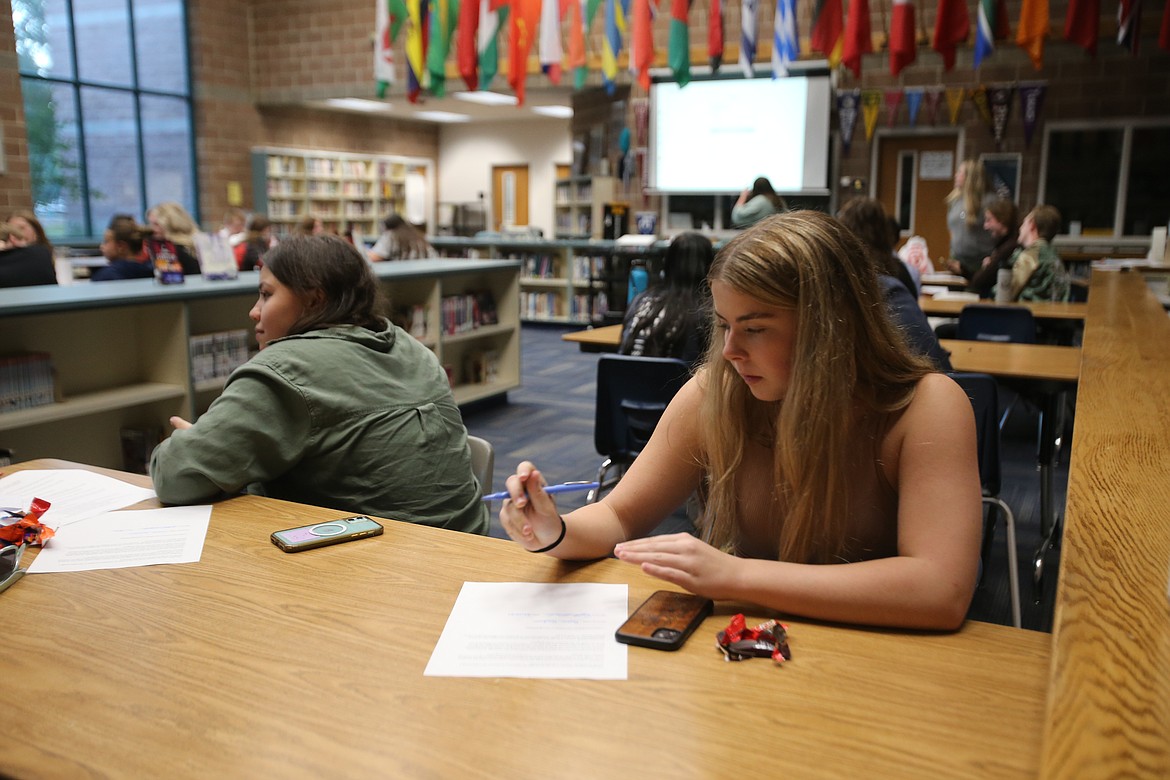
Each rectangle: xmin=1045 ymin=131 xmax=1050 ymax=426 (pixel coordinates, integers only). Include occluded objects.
xmin=27 ymin=506 xmax=212 ymax=573
xmin=0 ymin=469 xmax=157 ymax=529
xmin=424 ymin=582 xmax=629 ymax=679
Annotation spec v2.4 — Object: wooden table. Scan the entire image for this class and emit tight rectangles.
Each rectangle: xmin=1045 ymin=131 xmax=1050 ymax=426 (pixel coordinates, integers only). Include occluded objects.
xmin=940 ymin=339 xmax=1081 ymax=382
xmin=0 ymin=459 xmax=1050 ymax=779
xmin=561 ymin=322 xmax=622 ymax=352
xmin=1039 ymin=271 xmax=1170 ymax=777
xmin=920 ymin=298 xmax=1090 ymax=320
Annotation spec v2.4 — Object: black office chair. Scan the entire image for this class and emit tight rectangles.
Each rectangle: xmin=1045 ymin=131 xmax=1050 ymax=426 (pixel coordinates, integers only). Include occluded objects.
xmin=949 ymin=372 xmax=1022 ymax=628
xmin=591 ymin=355 xmax=691 ymax=502
xmin=956 ymin=303 xmax=1037 ymax=431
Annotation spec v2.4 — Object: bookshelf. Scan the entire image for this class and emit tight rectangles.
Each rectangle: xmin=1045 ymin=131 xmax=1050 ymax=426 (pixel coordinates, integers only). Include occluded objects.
xmin=553 ymin=176 xmax=616 ymax=239
xmin=252 ymin=147 xmax=433 ymax=239
xmin=0 ymin=260 xmax=520 ymax=469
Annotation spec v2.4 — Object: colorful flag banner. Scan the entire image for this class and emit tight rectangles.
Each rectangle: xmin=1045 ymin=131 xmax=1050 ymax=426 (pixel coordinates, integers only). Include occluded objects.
xmin=974 ymin=0 xmax=998 ymax=67
xmin=478 ymin=0 xmax=508 ymax=90
xmin=669 ymin=0 xmax=692 ymax=86
xmin=904 ymin=86 xmax=924 ymax=125
xmin=889 ymin=0 xmax=916 ymax=75
xmin=1016 ymin=0 xmax=1049 ymax=69
xmin=922 ymin=87 xmax=943 ymax=124
xmin=861 ymin=88 xmax=882 ymax=141
xmin=811 ymin=0 xmax=845 ymax=67
xmin=843 ymin=0 xmax=873 ymax=77
xmin=509 ymin=0 xmax=542 ymax=103
xmin=376 ymin=0 xmax=408 ymax=96
xmin=945 ymin=86 xmax=966 ymax=124
xmin=405 ymin=0 xmax=429 ymax=102
xmin=970 ymin=84 xmax=992 ymax=126
xmin=773 ymin=0 xmax=799 ymax=77
xmin=988 ymin=85 xmax=1013 ymax=146
xmin=932 ymin=0 xmax=970 ymax=71
xmin=740 ymin=0 xmax=759 ymax=76
xmin=1019 ymin=82 xmax=1046 ymax=146
xmin=633 ymin=97 xmax=650 ymax=145
xmin=1117 ymin=0 xmax=1142 ymax=53
xmin=1063 ymin=0 xmax=1099 ymax=55
xmin=884 ymin=89 xmax=903 ymax=126
xmin=709 ymin=0 xmax=725 ymax=69
xmin=603 ymin=0 xmax=629 ymax=93
xmin=837 ymin=89 xmax=861 ymax=155
xmin=572 ymin=0 xmax=601 ymax=89
xmin=539 ymin=0 xmax=564 ymax=84
xmin=458 ymin=0 xmax=481 ymax=89
xmin=630 ymin=0 xmax=653 ymax=89
xmin=427 ymin=0 xmax=458 ymax=97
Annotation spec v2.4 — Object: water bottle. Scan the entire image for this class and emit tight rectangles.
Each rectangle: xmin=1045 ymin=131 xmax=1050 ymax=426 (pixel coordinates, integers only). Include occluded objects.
xmin=995 ymin=266 xmax=1012 ymax=303
xmin=627 ymin=259 xmax=649 ymax=304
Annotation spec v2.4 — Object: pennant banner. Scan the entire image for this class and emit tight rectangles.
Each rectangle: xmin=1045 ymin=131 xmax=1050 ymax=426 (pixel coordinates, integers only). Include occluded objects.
xmin=945 ymin=86 xmax=966 ymax=125
xmin=861 ymin=88 xmax=882 ymax=141
xmin=904 ymin=87 xmax=924 ymax=126
xmin=988 ymin=85 xmax=1013 ymax=146
xmin=922 ymin=87 xmax=943 ymax=124
xmin=633 ymin=97 xmax=650 ymax=147
xmin=837 ymin=89 xmax=861 ymax=155
xmin=884 ymin=89 xmax=904 ymax=127
xmin=1019 ymin=82 xmax=1047 ymax=146
xmin=970 ymin=85 xmax=992 ymax=126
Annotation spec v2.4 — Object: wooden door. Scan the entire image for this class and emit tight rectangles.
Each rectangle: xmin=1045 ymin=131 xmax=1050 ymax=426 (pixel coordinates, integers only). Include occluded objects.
xmin=875 ymin=134 xmax=959 ymax=269
xmin=492 ymin=165 xmax=529 ymax=230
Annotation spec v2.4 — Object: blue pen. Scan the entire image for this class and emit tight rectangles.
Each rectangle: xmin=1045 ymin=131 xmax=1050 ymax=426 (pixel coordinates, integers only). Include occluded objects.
xmin=481 ymin=481 xmax=599 ymax=502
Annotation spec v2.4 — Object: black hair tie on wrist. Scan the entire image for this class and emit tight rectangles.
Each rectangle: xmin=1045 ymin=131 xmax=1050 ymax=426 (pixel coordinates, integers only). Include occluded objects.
xmin=529 ymin=516 xmax=567 ymax=554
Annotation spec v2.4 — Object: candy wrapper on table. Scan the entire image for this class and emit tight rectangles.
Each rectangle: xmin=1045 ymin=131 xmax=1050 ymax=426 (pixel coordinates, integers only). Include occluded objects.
xmin=716 ymin=613 xmax=792 ymax=664
xmin=0 ymin=497 xmax=54 ymax=546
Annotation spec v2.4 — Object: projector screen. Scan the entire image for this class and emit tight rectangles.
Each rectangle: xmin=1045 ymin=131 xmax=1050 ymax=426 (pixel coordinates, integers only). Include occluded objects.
xmin=650 ymin=76 xmax=831 ymax=194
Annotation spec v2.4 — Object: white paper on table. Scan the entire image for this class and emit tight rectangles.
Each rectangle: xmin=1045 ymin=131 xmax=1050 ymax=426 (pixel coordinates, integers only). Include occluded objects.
xmin=27 ymin=506 xmax=212 ymax=573
xmin=0 ymin=469 xmax=157 ymax=529
xmin=424 ymin=582 xmax=629 ymax=680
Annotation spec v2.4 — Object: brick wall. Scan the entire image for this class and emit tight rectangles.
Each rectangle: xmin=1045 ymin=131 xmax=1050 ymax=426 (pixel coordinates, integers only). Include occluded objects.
xmin=0 ymin=3 xmax=31 ymax=214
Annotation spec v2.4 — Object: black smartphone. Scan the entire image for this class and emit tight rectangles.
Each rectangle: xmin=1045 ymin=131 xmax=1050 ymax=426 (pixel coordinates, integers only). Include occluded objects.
xmin=271 ymin=516 xmax=384 ymax=553
xmin=615 ymin=590 xmax=714 ymax=651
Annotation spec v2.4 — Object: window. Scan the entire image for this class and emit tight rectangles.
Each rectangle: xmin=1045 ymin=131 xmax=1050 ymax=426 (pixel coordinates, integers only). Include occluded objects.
xmin=13 ymin=0 xmax=196 ymax=241
xmin=1040 ymin=121 xmax=1170 ymax=238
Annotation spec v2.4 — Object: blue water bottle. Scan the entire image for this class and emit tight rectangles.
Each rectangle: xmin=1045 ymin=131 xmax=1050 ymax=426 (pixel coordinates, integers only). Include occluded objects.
xmin=627 ymin=259 xmax=649 ymax=304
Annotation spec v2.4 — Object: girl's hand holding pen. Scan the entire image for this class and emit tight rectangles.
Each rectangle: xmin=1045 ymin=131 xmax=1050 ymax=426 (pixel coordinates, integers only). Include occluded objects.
xmin=499 ymin=462 xmax=566 ymax=553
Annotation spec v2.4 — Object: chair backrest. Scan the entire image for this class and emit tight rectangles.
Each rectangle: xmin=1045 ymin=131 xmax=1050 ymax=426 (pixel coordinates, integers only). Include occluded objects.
xmin=947 ymin=372 xmax=1001 ymax=495
xmin=956 ymin=304 xmax=1037 ymax=344
xmin=466 ymin=435 xmax=494 ymax=497
xmin=594 ymin=355 xmax=691 ymax=462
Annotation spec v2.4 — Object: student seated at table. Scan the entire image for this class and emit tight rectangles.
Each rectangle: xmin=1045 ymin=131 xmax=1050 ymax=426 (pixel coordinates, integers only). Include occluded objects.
xmin=618 ymin=232 xmax=713 ymax=365
xmin=965 ymin=198 xmax=1019 ymax=300
xmin=500 ymin=211 xmax=982 ymax=630
xmin=994 ymin=205 xmax=1070 ymax=303
xmin=92 ymin=215 xmax=153 ymax=281
xmin=0 ymin=225 xmax=57 ymax=288
xmin=368 ymin=214 xmax=433 ymax=261
xmin=236 ymin=214 xmax=274 ymax=271
xmin=150 ymin=235 xmax=488 ymax=534
xmin=836 ymin=197 xmax=952 ymax=371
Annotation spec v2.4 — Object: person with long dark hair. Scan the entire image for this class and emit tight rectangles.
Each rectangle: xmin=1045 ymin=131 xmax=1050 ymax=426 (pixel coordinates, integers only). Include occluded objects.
xmin=150 ymin=235 xmax=488 ymax=534
xmin=731 ymin=176 xmax=788 ymax=228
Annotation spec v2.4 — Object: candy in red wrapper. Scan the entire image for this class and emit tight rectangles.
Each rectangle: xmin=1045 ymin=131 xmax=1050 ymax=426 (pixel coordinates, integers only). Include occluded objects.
xmin=0 ymin=497 xmax=55 ymax=546
xmin=716 ymin=614 xmax=792 ymax=664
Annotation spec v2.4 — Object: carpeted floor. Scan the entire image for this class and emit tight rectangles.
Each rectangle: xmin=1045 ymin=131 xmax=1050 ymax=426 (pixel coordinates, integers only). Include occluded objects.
xmin=462 ymin=323 xmax=1064 ymax=632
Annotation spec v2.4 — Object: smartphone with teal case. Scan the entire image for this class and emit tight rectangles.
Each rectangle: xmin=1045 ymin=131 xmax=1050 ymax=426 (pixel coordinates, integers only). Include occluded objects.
xmin=271 ymin=516 xmax=384 ymax=553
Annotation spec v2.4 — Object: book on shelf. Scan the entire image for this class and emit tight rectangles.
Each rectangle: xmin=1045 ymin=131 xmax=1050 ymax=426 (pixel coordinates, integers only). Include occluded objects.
xmin=463 ymin=349 xmax=501 ymax=385
xmin=391 ymin=304 xmax=429 ymax=340
xmin=0 ymin=352 xmax=56 ymax=414
xmin=190 ymin=330 xmax=252 ymax=387
xmin=440 ymin=291 xmax=498 ymax=334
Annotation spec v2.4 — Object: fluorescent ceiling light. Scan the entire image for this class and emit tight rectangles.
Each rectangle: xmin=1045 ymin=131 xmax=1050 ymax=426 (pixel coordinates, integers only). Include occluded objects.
xmin=323 ymin=98 xmax=391 ymax=112
xmin=453 ymin=91 xmax=518 ymax=106
xmin=531 ymin=105 xmax=573 ymax=119
xmin=413 ymin=110 xmax=472 ymax=123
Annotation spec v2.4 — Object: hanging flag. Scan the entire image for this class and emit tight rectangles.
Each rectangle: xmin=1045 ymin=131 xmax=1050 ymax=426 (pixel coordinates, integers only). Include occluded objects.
xmin=974 ymin=0 xmax=1011 ymax=67
xmin=932 ymin=0 xmax=970 ymax=70
xmin=572 ymin=0 xmax=602 ymax=89
xmin=944 ymin=85 xmax=966 ymax=124
xmin=457 ymin=0 xmax=481 ymax=89
xmin=1064 ymin=0 xmax=1099 ymax=54
xmin=376 ymin=0 xmax=409 ymax=96
xmin=970 ymin=85 xmax=992 ymax=126
xmin=889 ymin=0 xmax=916 ymax=75
xmin=837 ymin=88 xmax=860 ymax=155
xmin=773 ymin=0 xmax=799 ymax=77
xmin=861 ymin=89 xmax=881 ymax=141
xmin=630 ymin=0 xmax=653 ymax=89
xmin=427 ymin=0 xmax=458 ymax=97
xmin=405 ymin=0 xmax=430 ymax=102
xmin=602 ymin=0 xmax=629 ymax=93
xmin=740 ymin=0 xmax=759 ymax=76
xmin=669 ymin=0 xmax=692 ymax=85
xmin=1016 ymin=0 xmax=1049 ymax=69
xmin=1019 ymin=82 xmax=1046 ymax=146
xmin=1118 ymin=0 xmax=1142 ymax=53
xmin=709 ymin=0 xmax=725 ymax=69
xmin=988 ymin=84 xmax=1013 ymax=146
xmin=904 ymin=86 xmax=924 ymax=125
xmin=1161 ymin=0 xmax=1170 ymax=51
xmin=539 ymin=0 xmax=564 ymax=84
xmin=922 ymin=86 xmax=943 ymax=123
xmin=883 ymin=89 xmax=903 ymax=126
xmin=478 ymin=0 xmax=509 ymax=89
xmin=843 ymin=0 xmax=872 ymax=77
xmin=509 ymin=0 xmax=542 ymax=103
xmin=810 ymin=0 xmax=844 ymax=67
